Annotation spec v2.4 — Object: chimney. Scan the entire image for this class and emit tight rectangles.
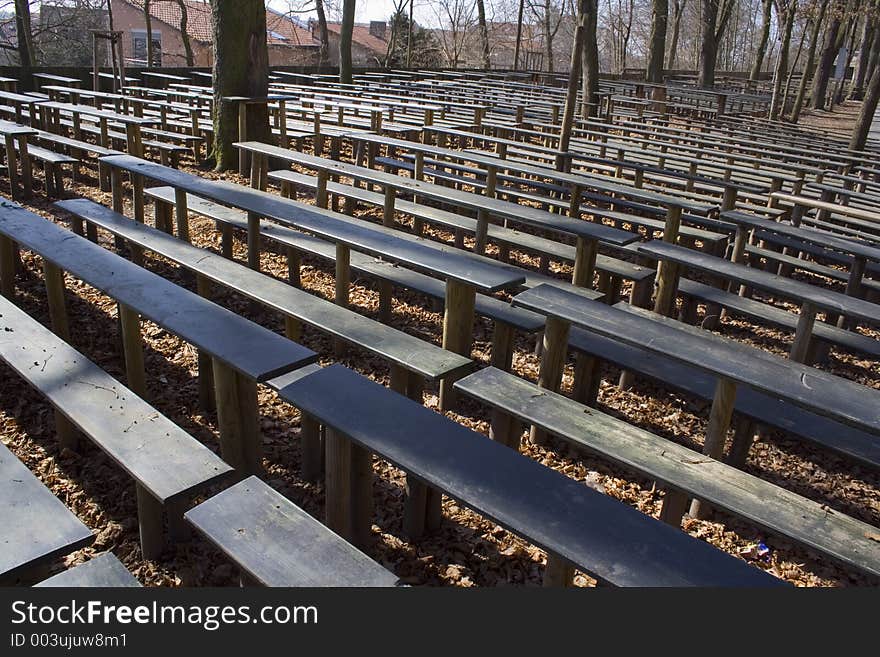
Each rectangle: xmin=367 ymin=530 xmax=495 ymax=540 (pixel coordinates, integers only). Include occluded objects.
xmin=369 ymin=21 xmax=386 ymax=40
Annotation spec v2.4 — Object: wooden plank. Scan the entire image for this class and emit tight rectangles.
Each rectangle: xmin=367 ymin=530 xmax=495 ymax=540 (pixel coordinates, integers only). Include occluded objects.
xmin=267 ymin=363 xmax=784 ymax=587
xmin=185 ymin=476 xmax=399 ymax=587
xmin=36 ymin=553 xmax=141 ymax=587
xmin=0 ymin=441 xmax=93 ymax=581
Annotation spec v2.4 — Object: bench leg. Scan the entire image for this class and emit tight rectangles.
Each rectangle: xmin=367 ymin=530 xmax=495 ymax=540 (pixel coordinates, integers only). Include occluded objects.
xmin=658 ymin=488 xmax=690 ymax=527
xmin=439 ymin=280 xmax=477 ymax=412
xmin=334 ymin=244 xmax=351 ymax=357
xmin=403 ymin=476 xmax=429 ymax=539
xmin=212 ymin=359 xmax=262 ymax=475
xmin=0 ymin=234 xmax=15 ymax=299
xmin=378 ymin=279 xmax=393 ymax=323
xmin=195 ymin=276 xmax=216 ymax=412
xmin=489 ymin=322 xmax=515 ymax=372
xmin=489 ymin=408 xmax=521 ymax=450
xmin=166 ymin=497 xmax=192 ymax=543
xmin=119 ymin=303 xmax=147 ymax=398
xmin=543 ymin=553 xmax=574 ymax=587
xmin=690 ymin=377 xmax=737 ymax=519
xmin=725 ymin=419 xmax=757 ymax=469
xmin=325 ymin=428 xmax=355 ymax=542
xmin=286 ymin=247 xmax=301 ymax=287
xmin=136 ymin=484 xmax=165 ymax=560
xmin=300 ymin=413 xmax=323 ymax=484
xmin=350 ymin=442 xmax=374 ymax=548
xmin=571 ymin=352 xmax=601 ymax=407
xmin=529 ymin=316 xmax=570 ymax=446
xmin=220 ymin=223 xmax=234 ymax=259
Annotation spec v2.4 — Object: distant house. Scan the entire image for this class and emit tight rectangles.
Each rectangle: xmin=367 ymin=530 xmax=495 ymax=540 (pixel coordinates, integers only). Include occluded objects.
xmin=318 ymin=21 xmax=389 ymax=67
xmin=112 ymin=0 xmax=319 ymax=67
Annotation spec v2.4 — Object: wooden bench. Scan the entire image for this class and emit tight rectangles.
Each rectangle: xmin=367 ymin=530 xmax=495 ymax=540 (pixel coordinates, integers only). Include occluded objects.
xmin=0 ymin=199 xmax=318 ymax=475
xmin=0 ymin=440 xmax=94 ymax=584
xmin=10 ymin=142 xmax=77 ymax=197
xmin=454 ymin=366 xmax=880 ymax=577
xmin=35 ymin=552 xmax=140 ymax=587
xmin=185 ymin=476 xmax=401 ymax=586
xmin=264 ymin=363 xmax=784 ymax=587
xmin=514 ymin=286 xmax=880 ymax=472
xmin=0 ymin=292 xmax=235 ymax=559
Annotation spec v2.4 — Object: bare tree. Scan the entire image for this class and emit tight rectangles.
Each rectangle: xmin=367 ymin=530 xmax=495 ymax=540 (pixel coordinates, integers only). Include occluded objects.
xmin=666 ymin=0 xmax=687 ymax=68
xmin=646 ymin=0 xmax=668 ymax=81
xmin=582 ymin=0 xmax=600 ymax=116
xmin=790 ymin=0 xmax=828 ymax=119
xmin=14 ymin=0 xmax=35 ymax=67
xmin=749 ymin=0 xmax=772 ymax=79
xmin=476 ymin=0 xmax=491 ymax=68
xmin=177 ymin=0 xmax=194 ymax=66
xmin=434 ymin=0 xmax=477 ymax=68
xmin=210 ymin=0 xmax=270 ymax=170
xmin=810 ymin=0 xmax=846 ymax=109
xmin=339 ymin=0 xmax=355 ymax=82
xmin=768 ymin=0 xmax=798 ymax=120
xmin=528 ymin=0 xmax=566 ymax=72
xmin=698 ymin=0 xmax=736 ymax=87
xmin=850 ymin=12 xmax=880 ymax=148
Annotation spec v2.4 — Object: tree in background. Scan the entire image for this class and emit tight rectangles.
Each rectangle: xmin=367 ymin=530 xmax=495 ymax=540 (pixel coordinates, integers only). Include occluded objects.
xmin=14 ymin=0 xmax=35 ymax=67
xmin=749 ymin=0 xmax=772 ymax=80
xmin=386 ymin=7 xmax=443 ymax=67
xmin=646 ymin=0 xmax=669 ymax=82
xmin=210 ymin=0 xmax=271 ymax=170
xmin=339 ymin=0 xmax=355 ymax=82
xmin=790 ymin=0 xmax=828 ymax=120
xmin=850 ymin=10 xmax=880 ymax=149
xmin=768 ymin=0 xmax=798 ymax=120
xmin=476 ymin=0 xmax=491 ymax=68
xmin=582 ymin=0 xmax=600 ymax=117
xmin=698 ymin=0 xmax=736 ymax=87
xmin=810 ymin=0 xmax=846 ymax=109
xmin=177 ymin=0 xmax=194 ymax=66
xmin=666 ymin=0 xmax=687 ymax=69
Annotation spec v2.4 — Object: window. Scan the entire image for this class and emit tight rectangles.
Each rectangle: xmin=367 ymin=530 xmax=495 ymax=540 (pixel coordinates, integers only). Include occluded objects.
xmin=132 ymin=29 xmax=162 ymax=66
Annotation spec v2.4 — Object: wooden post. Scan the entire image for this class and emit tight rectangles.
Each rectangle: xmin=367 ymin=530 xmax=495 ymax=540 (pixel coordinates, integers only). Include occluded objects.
xmin=543 ymin=554 xmax=574 ymax=587
xmin=789 ymin=301 xmax=816 ymax=363
xmin=325 ymin=427 xmax=353 ymax=541
xmin=652 ymin=205 xmax=682 ymax=316
xmin=136 ymin=485 xmax=165 ymax=560
xmin=0 ymin=235 xmax=15 ymax=299
xmin=690 ymin=377 xmax=737 ymax=519
xmin=196 ymin=275 xmax=215 ymax=412
xmin=529 ymin=316 xmax=571 ymax=445
xmin=4 ymin=135 xmax=20 ymax=200
xmin=247 ymin=212 xmax=260 ymax=271
xmin=175 ymin=188 xmax=190 ymax=243
xmin=119 ymin=303 xmax=146 ymax=399
xmin=438 ymin=279 xmax=477 ymax=411
xmin=571 ymin=237 xmax=598 ymax=288
xmin=382 ymin=186 xmax=396 ymax=227
xmin=212 ymin=359 xmax=262 ymax=475
xmin=43 ymin=260 xmax=77 ymax=450
xmin=237 ymin=102 xmax=248 ymax=175
xmin=474 ymin=165 xmax=497 ymax=254
xmin=300 ymin=413 xmax=323 ymax=483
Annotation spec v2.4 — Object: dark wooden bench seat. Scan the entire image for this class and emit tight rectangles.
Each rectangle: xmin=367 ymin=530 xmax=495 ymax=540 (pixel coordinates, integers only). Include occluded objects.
xmin=55 ymin=196 xmax=472 ymax=388
xmin=746 ymin=243 xmax=880 ymax=294
xmin=454 ymin=366 xmax=880 ymax=576
xmin=0 ymin=440 xmax=94 ymax=584
xmin=265 ymin=363 xmax=784 ymax=587
xmin=559 ymin=304 xmax=880 ymax=469
xmin=0 ymin=292 xmax=235 ymax=559
xmin=677 ymin=278 xmax=880 ymax=359
xmin=10 ymin=142 xmax=77 ymax=197
xmin=749 ymin=228 xmax=880 ymax=278
xmin=185 ymin=476 xmax=401 ymax=587
xmin=0 ymin=200 xmax=317 ymax=475
xmin=35 ymin=552 xmax=140 ymax=587
xmin=268 ymin=168 xmax=655 ymax=286
xmin=58 ymin=120 xmax=189 ymax=166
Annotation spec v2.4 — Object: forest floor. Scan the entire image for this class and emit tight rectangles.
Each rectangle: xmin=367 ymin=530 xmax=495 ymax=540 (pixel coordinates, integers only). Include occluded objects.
xmin=1 ymin=124 xmax=878 ymax=588
xmin=798 ymin=100 xmax=862 ymax=136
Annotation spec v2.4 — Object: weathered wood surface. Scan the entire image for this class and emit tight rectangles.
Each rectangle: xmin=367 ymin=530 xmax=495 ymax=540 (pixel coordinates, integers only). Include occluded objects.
xmin=0 ymin=199 xmax=317 ymax=381
xmin=638 ymin=241 xmax=879 ymax=324
xmin=454 ymin=366 xmax=880 ymax=575
xmin=235 ymin=141 xmax=639 ymax=246
xmin=185 ymin=476 xmax=400 ymax=587
xmin=0 ymin=441 xmax=93 ymax=581
xmin=100 ymin=155 xmax=524 ymax=293
xmin=35 ymin=552 xmax=140 ymax=587
xmin=513 ymin=285 xmax=880 ymax=437
xmin=0 ymin=293 xmax=234 ymax=505
xmin=57 ymin=198 xmax=472 ymax=382
xmin=268 ymin=363 xmax=783 ymax=587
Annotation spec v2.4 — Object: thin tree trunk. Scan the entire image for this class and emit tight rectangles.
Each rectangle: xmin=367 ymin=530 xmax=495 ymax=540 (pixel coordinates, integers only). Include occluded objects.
xmin=667 ymin=0 xmax=685 ymax=69
xmin=476 ymin=0 xmax=491 ymax=69
xmin=339 ymin=0 xmax=355 ymax=83
xmin=750 ymin=0 xmax=773 ymax=80
xmin=145 ymin=0 xmax=154 ymax=67
xmin=811 ymin=4 xmax=844 ymax=109
xmin=559 ymin=0 xmax=590 ymax=167
xmin=514 ymin=0 xmax=525 ymax=70
xmin=544 ymin=0 xmax=555 ymax=73
xmin=582 ymin=0 xmax=600 ymax=118
xmin=699 ymin=0 xmax=720 ymax=87
xmin=646 ymin=0 xmax=668 ymax=82
xmin=14 ymin=0 xmax=35 ymax=68
xmin=406 ymin=0 xmax=414 ymax=67
xmin=770 ymin=1 xmax=797 ymax=121
xmin=850 ymin=22 xmax=880 ymax=150
xmin=316 ymin=0 xmax=331 ymax=67
xmin=850 ymin=13 xmax=875 ymax=99
xmin=791 ymin=0 xmax=828 ymax=120
xmin=210 ymin=0 xmax=270 ymax=170
xmin=177 ymin=0 xmax=194 ymax=67
xmin=780 ymin=11 xmax=808 ymax=116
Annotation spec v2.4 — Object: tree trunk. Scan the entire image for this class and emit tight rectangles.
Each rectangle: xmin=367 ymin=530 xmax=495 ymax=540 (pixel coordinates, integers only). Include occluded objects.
xmin=339 ymin=0 xmax=355 ymax=83
xmin=667 ymin=0 xmax=686 ymax=69
xmin=749 ymin=0 xmax=773 ymax=80
xmin=145 ymin=0 xmax=154 ymax=67
xmin=316 ymin=0 xmax=331 ymax=67
xmin=476 ymin=0 xmax=491 ymax=69
xmin=646 ymin=0 xmax=668 ymax=83
xmin=210 ymin=0 xmax=270 ymax=171
xmin=850 ymin=23 xmax=880 ymax=150
xmin=544 ymin=0 xmax=555 ymax=73
xmin=406 ymin=0 xmax=414 ymax=67
xmin=14 ymin=0 xmax=35 ymax=68
xmin=811 ymin=6 xmax=844 ymax=109
xmin=699 ymin=0 xmax=720 ymax=88
xmin=850 ymin=16 xmax=875 ymax=99
xmin=781 ymin=16 xmax=808 ymax=112
xmin=582 ymin=0 xmax=600 ymax=118
xmin=514 ymin=0 xmax=525 ymax=70
xmin=769 ymin=1 xmax=797 ymax=121
xmin=791 ymin=0 xmax=828 ymax=121
xmin=178 ymin=0 xmax=194 ymax=67
xmin=559 ymin=0 xmax=590 ymax=166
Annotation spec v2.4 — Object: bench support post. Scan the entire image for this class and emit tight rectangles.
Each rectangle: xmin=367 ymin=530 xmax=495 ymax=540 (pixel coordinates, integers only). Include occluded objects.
xmin=212 ymin=359 xmax=262 ymax=475
xmin=789 ymin=301 xmax=817 ymax=363
xmin=543 ymin=554 xmax=574 ymax=587
xmin=119 ymin=303 xmax=146 ymax=398
xmin=136 ymin=484 xmax=165 ymax=560
xmin=690 ymin=377 xmax=737 ymax=519
xmin=300 ymin=413 xmax=323 ymax=483
xmin=439 ymin=279 xmax=476 ymax=411
xmin=529 ymin=316 xmax=571 ymax=446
